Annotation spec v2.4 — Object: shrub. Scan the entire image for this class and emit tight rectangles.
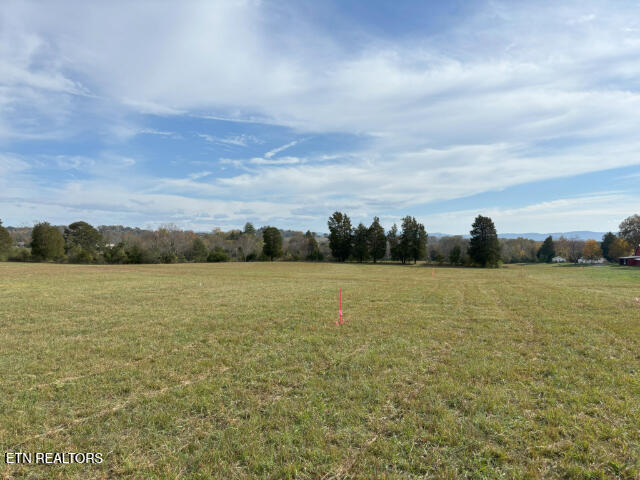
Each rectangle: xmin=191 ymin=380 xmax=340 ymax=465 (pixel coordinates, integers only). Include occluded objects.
xmin=306 ymin=250 xmax=324 ymax=261
xmin=160 ymin=252 xmax=178 ymax=264
xmin=186 ymin=237 xmax=208 ymax=262
xmin=67 ymin=245 xmax=94 ymax=264
xmin=103 ymin=244 xmax=128 ymax=264
xmin=8 ymin=247 xmax=31 ymax=262
xmin=125 ymin=244 xmax=159 ymax=264
xmin=207 ymin=247 xmax=229 ymax=262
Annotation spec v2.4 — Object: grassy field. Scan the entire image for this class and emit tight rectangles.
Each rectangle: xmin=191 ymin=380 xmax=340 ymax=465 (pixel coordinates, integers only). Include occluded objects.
xmin=1 ymin=262 xmax=639 ymax=479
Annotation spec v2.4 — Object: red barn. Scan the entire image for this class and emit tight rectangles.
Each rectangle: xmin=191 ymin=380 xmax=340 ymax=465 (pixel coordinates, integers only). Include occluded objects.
xmin=619 ymin=245 xmax=640 ymax=266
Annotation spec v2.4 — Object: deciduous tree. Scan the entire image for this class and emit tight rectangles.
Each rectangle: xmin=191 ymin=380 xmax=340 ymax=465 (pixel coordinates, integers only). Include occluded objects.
xmin=609 ymin=237 xmax=632 ymax=260
xmin=619 ymin=214 xmax=640 ymax=248
xmin=581 ymin=239 xmax=603 ymax=260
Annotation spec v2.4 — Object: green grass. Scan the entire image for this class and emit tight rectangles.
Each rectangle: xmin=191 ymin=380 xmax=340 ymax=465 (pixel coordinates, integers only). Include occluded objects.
xmin=1 ymin=262 xmax=639 ymax=479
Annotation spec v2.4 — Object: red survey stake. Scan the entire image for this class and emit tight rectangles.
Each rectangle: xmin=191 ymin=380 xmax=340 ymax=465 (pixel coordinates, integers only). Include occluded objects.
xmin=337 ymin=288 xmax=344 ymax=325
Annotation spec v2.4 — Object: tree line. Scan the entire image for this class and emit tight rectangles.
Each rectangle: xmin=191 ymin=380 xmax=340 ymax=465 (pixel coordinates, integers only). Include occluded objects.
xmin=1 ymin=213 xmax=638 ymax=266
xmin=0 ymin=221 xmax=322 ymax=265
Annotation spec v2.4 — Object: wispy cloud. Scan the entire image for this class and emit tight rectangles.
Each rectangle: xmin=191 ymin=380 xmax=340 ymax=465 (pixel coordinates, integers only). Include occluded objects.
xmin=197 ymin=133 xmax=260 ymax=147
xmin=264 ymin=140 xmax=298 ymax=158
xmin=249 ymin=156 xmax=303 ymax=165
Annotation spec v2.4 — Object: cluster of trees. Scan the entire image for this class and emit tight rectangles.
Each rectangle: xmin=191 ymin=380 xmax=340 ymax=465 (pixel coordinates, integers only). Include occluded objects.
xmin=327 ymin=212 xmax=501 ymax=267
xmin=2 ymin=213 xmax=638 ymax=266
xmin=328 ymin=213 xmax=427 ymax=264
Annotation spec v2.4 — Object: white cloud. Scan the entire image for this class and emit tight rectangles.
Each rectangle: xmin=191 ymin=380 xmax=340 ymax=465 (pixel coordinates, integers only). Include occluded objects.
xmin=420 ymin=193 xmax=639 ymax=234
xmin=2 ymin=1 xmax=640 ymax=230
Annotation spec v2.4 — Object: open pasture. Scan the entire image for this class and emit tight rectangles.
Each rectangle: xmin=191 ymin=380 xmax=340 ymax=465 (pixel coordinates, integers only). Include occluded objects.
xmin=1 ymin=262 xmax=639 ymax=479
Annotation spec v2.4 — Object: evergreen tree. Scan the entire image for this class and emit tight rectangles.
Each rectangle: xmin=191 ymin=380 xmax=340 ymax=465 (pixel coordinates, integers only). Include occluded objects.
xmin=262 ymin=226 xmax=283 ymax=261
xmin=0 ymin=220 xmax=11 ymax=259
xmin=207 ymin=246 xmax=230 ymax=262
xmin=600 ymin=232 xmax=616 ymax=261
xmin=64 ymin=221 xmax=103 ymax=262
xmin=416 ymin=223 xmax=428 ymax=263
xmin=387 ymin=223 xmax=401 ymax=261
xmin=352 ymin=223 xmax=369 ymax=263
xmin=468 ymin=215 xmax=500 ymax=267
xmin=243 ymin=222 xmax=256 ymax=235
xmin=367 ymin=217 xmax=386 ymax=263
xmin=449 ymin=244 xmax=461 ymax=265
xmin=399 ymin=216 xmax=427 ymax=264
xmin=327 ymin=211 xmax=352 ymax=261
xmin=536 ymin=235 xmax=555 ymax=263
xmin=304 ymin=231 xmax=322 ymax=261
xmin=31 ymin=222 xmax=65 ymax=261
xmin=187 ymin=237 xmax=209 ymax=262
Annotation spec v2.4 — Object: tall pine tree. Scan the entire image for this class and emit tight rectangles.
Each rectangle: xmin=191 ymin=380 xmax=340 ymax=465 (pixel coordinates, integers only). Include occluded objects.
xmin=468 ymin=215 xmax=500 ymax=267
xmin=536 ymin=236 xmax=555 ymax=263
xmin=327 ymin=211 xmax=353 ymax=262
xmin=352 ymin=223 xmax=369 ymax=263
xmin=398 ymin=216 xmax=427 ymax=264
xmin=367 ymin=216 xmax=386 ymax=263
xmin=600 ymin=232 xmax=616 ymax=261
xmin=262 ymin=226 xmax=282 ymax=261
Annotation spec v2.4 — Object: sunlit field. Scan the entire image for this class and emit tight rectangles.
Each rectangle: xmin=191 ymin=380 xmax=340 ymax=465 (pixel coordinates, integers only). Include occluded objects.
xmin=1 ymin=262 xmax=639 ymax=479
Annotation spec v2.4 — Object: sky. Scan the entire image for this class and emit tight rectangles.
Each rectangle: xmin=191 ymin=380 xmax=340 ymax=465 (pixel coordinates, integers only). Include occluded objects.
xmin=1 ymin=0 xmax=640 ymax=234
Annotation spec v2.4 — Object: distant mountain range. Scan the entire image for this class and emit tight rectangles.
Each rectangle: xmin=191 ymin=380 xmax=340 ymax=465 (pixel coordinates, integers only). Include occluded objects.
xmin=430 ymin=231 xmax=607 ymax=241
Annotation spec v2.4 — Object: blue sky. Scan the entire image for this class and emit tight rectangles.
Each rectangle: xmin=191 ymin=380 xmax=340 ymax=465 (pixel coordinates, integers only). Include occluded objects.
xmin=1 ymin=0 xmax=640 ymax=234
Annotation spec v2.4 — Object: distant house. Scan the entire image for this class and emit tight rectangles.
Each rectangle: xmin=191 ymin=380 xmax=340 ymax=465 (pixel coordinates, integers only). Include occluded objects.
xmin=551 ymin=256 xmax=566 ymax=263
xmin=578 ymin=257 xmax=605 ymax=264
xmin=619 ymin=245 xmax=640 ymax=266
